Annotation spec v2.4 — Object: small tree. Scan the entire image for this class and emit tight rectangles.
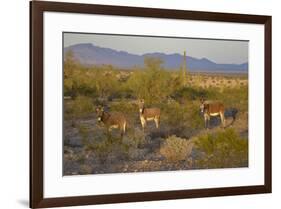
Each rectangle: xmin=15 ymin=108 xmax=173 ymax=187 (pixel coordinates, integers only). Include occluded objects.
xmin=93 ymin=69 xmax=119 ymax=99
xmin=126 ymin=56 xmax=178 ymax=104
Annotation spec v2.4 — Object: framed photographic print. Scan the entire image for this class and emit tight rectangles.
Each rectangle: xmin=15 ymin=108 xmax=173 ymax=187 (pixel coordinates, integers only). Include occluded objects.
xmin=30 ymin=1 xmax=272 ymax=208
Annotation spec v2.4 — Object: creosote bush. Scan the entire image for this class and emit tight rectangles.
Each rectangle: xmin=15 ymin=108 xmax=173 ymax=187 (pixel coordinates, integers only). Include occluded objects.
xmin=110 ymin=100 xmax=136 ymax=114
xmin=122 ymin=128 xmax=146 ymax=149
xmin=66 ymin=96 xmax=93 ymax=117
xmin=161 ymin=101 xmax=203 ymax=129
xmin=194 ymin=128 xmax=248 ymax=168
xmin=160 ymin=135 xmax=194 ymax=162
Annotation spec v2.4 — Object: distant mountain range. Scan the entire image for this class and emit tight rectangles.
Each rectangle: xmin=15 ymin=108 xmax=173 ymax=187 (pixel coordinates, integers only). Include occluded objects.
xmin=64 ymin=43 xmax=248 ymax=73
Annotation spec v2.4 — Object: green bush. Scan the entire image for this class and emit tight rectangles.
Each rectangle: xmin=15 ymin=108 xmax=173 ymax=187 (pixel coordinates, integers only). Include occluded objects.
xmin=172 ymin=86 xmax=206 ymax=101
xmin=110 ymin=100 xmax=136 ymax=114
xmin=77 ymin=124 xmax=93 ymax=151
xmin=64 ymin=52 xmax=122 ymax=99
xmin=78 ymin=128 xmax=117 ymax=163
xmin=124 ymin=128 xmax=146 ymax=149
xmin=194 ymin=128 xmax=248 ymax=168
xmin=160 ymin=135 xmax=194 ymax=162
xmin=161 ymin=102 xmax=187 ymax=127
xmin=66 ymin=96 xmax=93 ymax=117
xmin=220 ymin=86 xmax=248 ymax=112
xmin=161 ymin=101 xmax=203 ymax=129
xmin=79 ymin=126 xmax=137 ymax=163
xmin=186 ymin=103 xmax=205 ymax=129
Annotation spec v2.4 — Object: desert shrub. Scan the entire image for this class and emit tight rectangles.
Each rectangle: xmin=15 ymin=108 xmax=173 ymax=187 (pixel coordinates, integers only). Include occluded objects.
xmin=78 ymin=124 xmax=89 ymax=137
xmin=64 ymin=68 xmax=93 ymax=97
xmin=172 ymin=86 xmax=222 ymax=103
xmin=161 ymin=102 xmax=187 ymax=127
xmin=66 ymin=96 xmax=94 ymax=117
xmin=79 ymin=131 xmax=117 ymax=162
xmin=203 ymin=87 xmax=223 ymax=100
xmin=108 ymin=87 xmax=135 ymax=100
xmin=172 ymin=87 xmax=206 ymax=101
xmin=92 ymin=139 xmax=113 ymax=160
xmin=220 ymin=86 xmax=248 ymax=112
xmin=78 ymin=124 xmax=92 ymax=146
xmin=161 ymin=101 xmax=203 ymax=129
xmin=194 ymin=128 xmax=248 ymax=168
xmin=79 ymin=127 xmax=132 ymax=163
xmin=64 ymin=51 xmax=98 ymax=97
xmin=64 ymin=53 xmax=122 ymax=99
xmin=80 ymin=127 xmax=146 ymax=163
xmin=123 ymin=128 xmax=146 ymax=149
xmin=186 ymin=103 xmax=205 ymax=129
xmin=125 ymin=70 xmax=144 ymax=98
xmin=110 ymin=100 xmax=137 ymax=114
xmin=92 ymin=69 xmax=120 ymax=99
xmin=160 ymin=135 xmax=194 ymax=162
xmin=79 ymin=164 xmax=92 ymax=174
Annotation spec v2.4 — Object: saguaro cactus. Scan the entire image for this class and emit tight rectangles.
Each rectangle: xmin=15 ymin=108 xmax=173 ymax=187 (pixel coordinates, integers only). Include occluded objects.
xmin=181 ymin=50 xmax=188 ymax=87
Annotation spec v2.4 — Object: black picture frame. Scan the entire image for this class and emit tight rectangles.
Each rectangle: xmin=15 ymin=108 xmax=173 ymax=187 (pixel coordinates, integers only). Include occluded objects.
xmin=30 ymin=1 xmax=272 ymax=208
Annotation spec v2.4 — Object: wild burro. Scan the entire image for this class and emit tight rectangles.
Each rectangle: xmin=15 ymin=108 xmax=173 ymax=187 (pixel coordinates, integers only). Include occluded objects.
xmin=200 ymin=98 xmax=226 ymax=129
xmin=138 ymin=99 xmax=160 ymax=131
xmin=95 ymin=106 xmax=127 ymax=136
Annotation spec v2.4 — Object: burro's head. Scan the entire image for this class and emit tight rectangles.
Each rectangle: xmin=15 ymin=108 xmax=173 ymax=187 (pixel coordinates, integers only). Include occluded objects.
xmin=95 ymin=106 xmax=104 ymax=122
xmin=138 ymin=99 xmax=145 ymax=113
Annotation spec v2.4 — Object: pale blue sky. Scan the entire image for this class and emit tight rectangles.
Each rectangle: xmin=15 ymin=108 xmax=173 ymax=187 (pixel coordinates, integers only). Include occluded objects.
xmin=64 ymin=32 xmax=248 ymax=64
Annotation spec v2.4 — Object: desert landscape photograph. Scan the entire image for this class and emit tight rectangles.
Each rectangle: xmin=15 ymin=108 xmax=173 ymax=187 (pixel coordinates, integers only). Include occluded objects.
xmin=63 ymin=32 xmax=249 ymax=175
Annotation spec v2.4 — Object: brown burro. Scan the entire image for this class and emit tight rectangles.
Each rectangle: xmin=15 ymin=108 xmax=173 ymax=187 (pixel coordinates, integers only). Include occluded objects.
xmin=200 ymin=98 xmax=226 ymax=129
xmin=138 ymin=99 xmax=160 ymax=131
xmin=95 ymin=106 xmax=127 ymax=137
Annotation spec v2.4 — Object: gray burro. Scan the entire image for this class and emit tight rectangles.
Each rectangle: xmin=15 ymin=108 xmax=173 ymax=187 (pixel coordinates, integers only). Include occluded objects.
xmin=96 ymin=106 xmax=127 ymax=137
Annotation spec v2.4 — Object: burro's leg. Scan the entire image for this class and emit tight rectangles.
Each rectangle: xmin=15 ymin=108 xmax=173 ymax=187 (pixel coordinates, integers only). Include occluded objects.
xmin=154 ymin=116 xmax=160 ymax=128
xmin=204 ymin=114 xmax=209 ymax=129
xmin=140 ymin=116 xmax=146 ymax=132
xmin=123 ymin=122 xmax=127 ymax=134
xmin=120 ymin=122 xmax=126 ymax=138
xmin=220 ymin=112 xmax=226 ymax=128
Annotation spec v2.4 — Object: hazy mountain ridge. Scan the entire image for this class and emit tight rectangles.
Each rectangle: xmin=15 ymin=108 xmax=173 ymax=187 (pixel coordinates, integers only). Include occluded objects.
xmin=64 ymin=43 xmax=248 ymax=73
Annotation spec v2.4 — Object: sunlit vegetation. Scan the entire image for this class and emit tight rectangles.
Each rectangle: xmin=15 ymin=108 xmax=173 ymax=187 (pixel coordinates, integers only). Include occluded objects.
xmin=194 ymin=128 xmax=248 ymax=168
xmin=63 ymin=50 xmax=248 ymax=175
